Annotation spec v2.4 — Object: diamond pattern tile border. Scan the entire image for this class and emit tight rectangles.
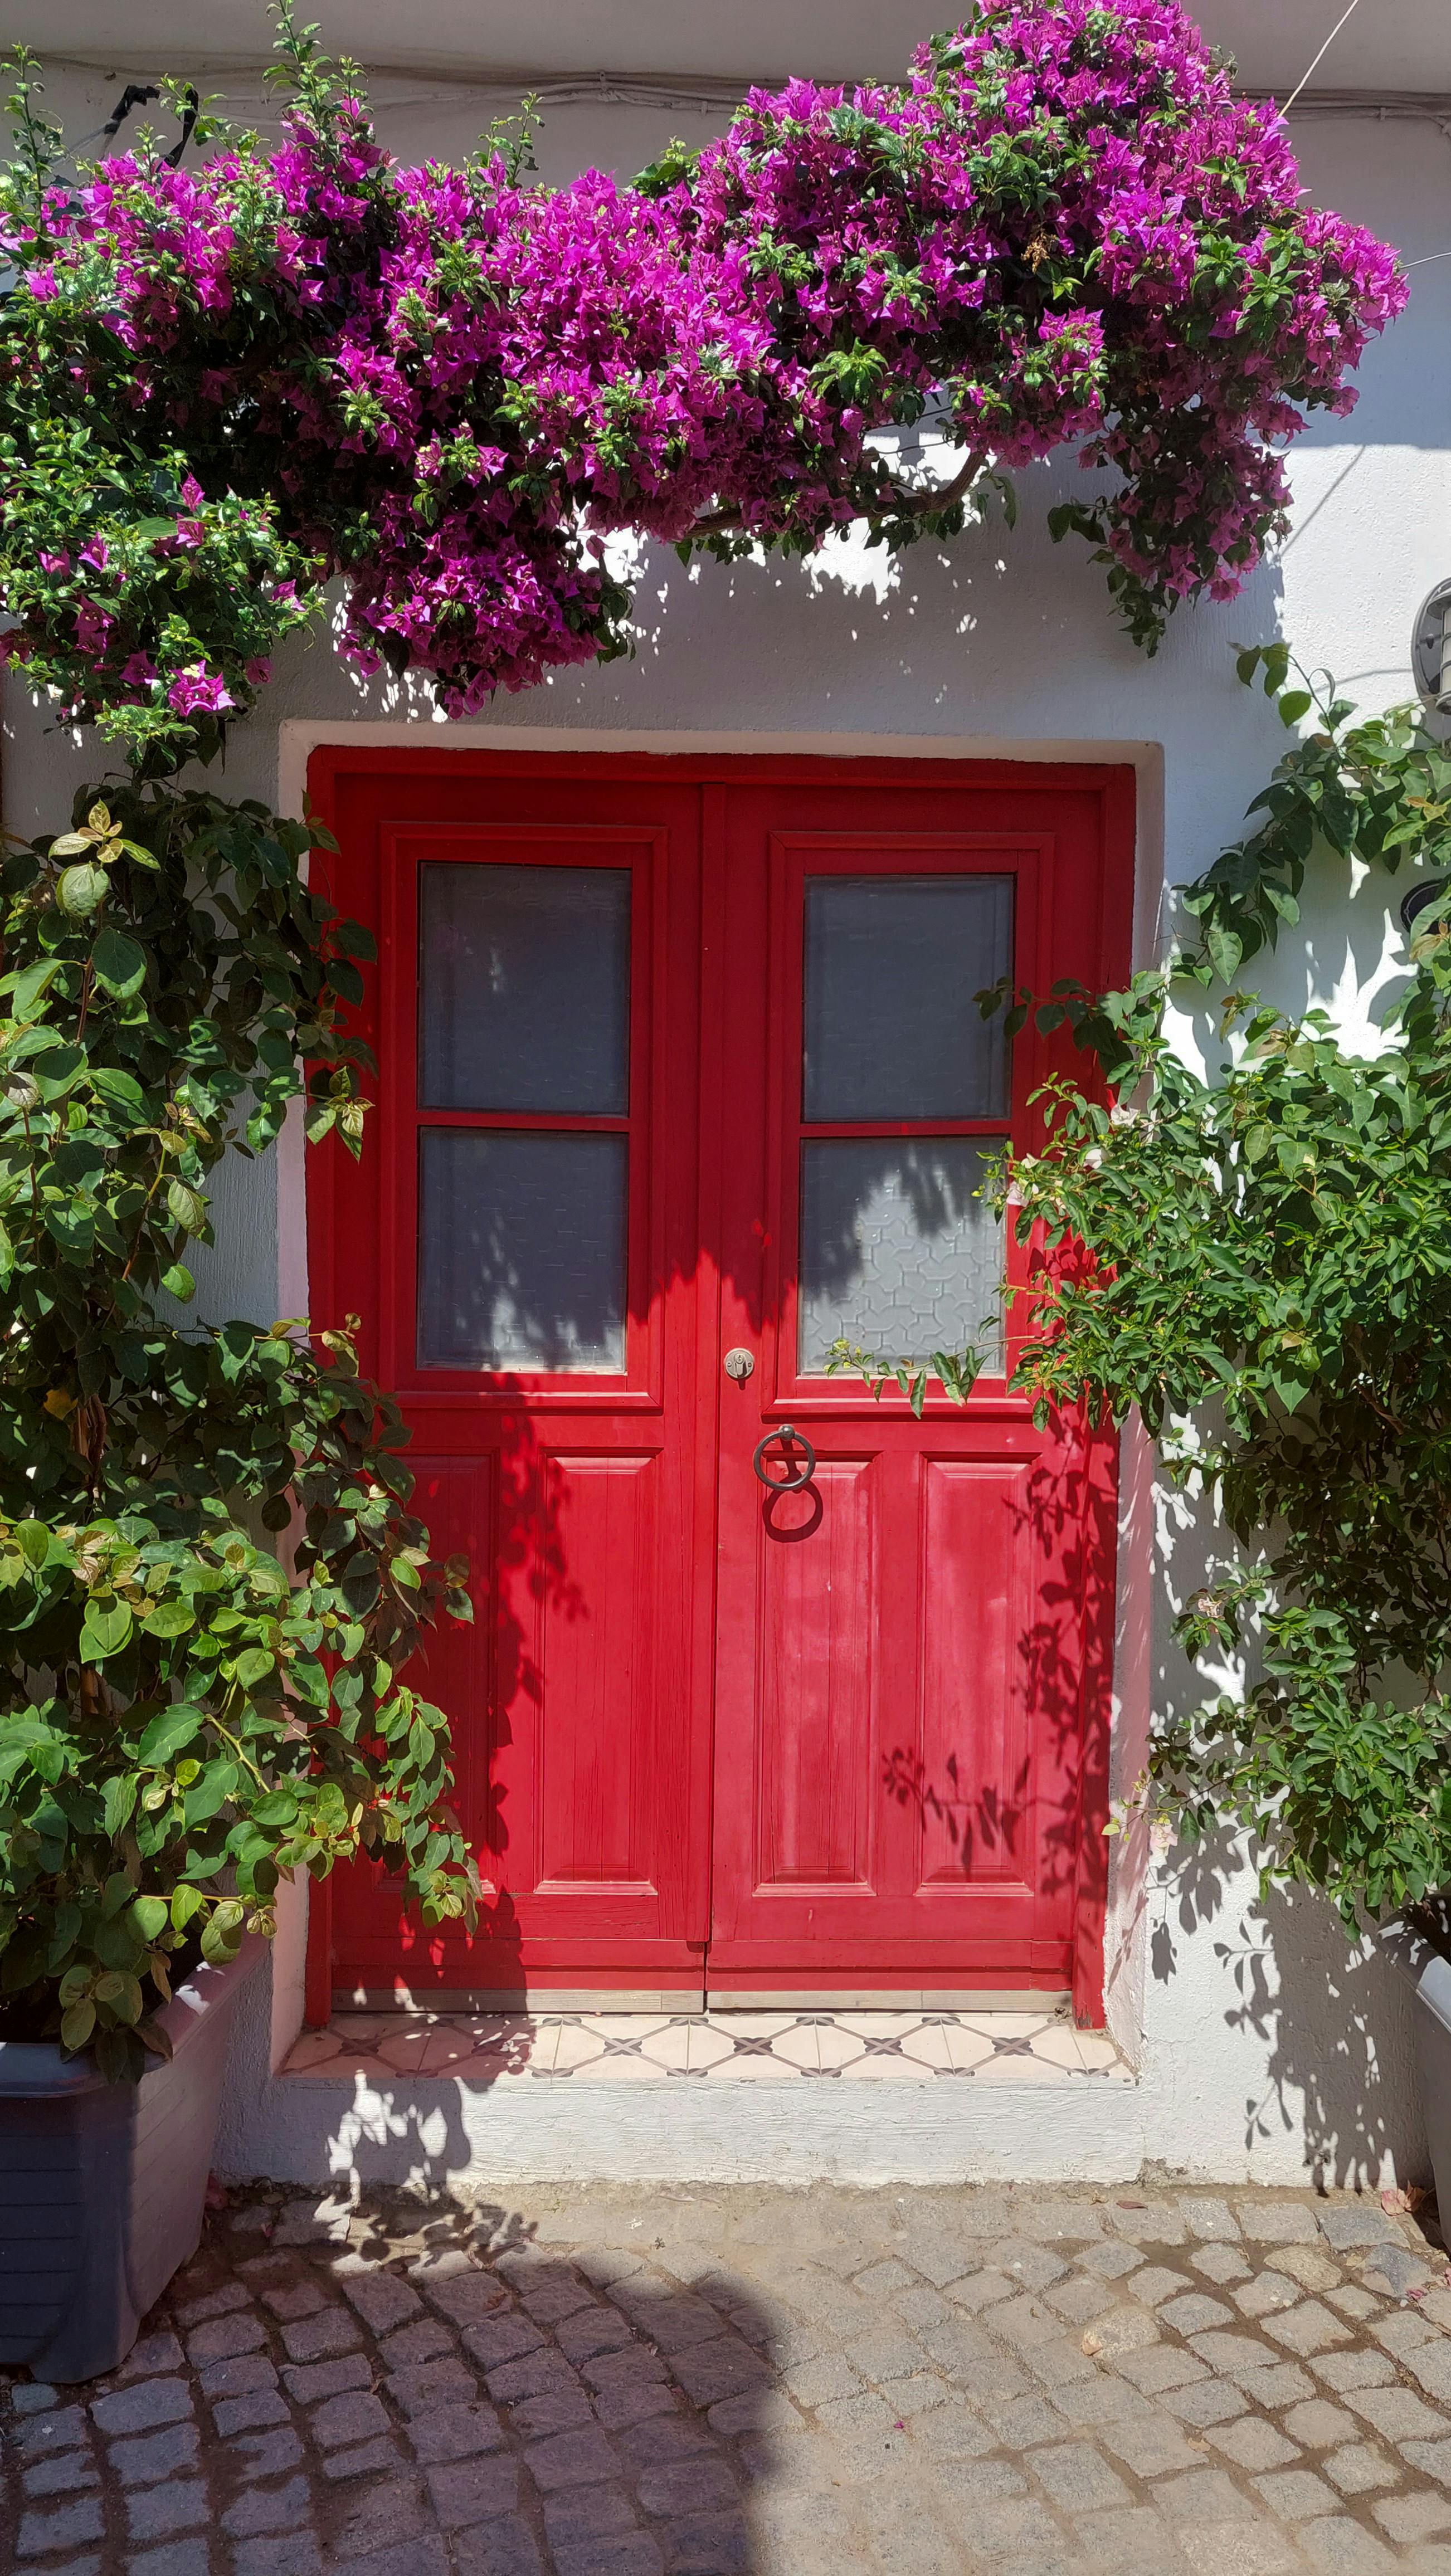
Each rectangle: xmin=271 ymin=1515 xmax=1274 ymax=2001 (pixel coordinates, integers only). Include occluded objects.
xmin=283 ymin=2008 xmax=1133 ymax=2085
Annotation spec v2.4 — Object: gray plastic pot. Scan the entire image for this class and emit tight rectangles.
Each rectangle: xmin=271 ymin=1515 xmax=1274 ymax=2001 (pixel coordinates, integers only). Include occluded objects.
xmin=1416 ymin=1949 xmax=1451 ymax=2231
xmin=0 ymin=1935 xmax=262 ymax=2383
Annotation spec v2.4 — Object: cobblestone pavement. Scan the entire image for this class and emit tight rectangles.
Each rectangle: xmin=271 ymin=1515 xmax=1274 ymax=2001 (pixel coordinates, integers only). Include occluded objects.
xmin=3 ymin=2180 xmax=1450 ymax=2576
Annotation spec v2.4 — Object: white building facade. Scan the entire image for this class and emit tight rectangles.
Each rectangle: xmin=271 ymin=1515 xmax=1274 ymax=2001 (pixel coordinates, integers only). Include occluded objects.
xmin=5 ymin=1 xmax=1450 ymax=2190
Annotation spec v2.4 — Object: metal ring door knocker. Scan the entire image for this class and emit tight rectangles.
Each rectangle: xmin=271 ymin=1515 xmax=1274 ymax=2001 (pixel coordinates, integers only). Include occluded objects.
xmin=752 ymin=1422 xmax=817 ymax=1492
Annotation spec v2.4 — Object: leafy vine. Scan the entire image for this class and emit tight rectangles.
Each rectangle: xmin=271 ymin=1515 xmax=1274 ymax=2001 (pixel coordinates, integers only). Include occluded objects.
xmin=0 ymin=780 xmax=478 ymax=2076
xmin=1000 ymin=670 xmax=1451 ymax=1926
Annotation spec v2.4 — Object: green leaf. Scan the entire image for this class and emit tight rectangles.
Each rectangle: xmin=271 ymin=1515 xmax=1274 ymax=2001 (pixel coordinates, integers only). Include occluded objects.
xmin=94 ymin=2027 xmax=135 ymax=2082
xmin=137 ymin=1703 xmax=205 ymax=1765
xmin=139 ymin=1601 xmax=196 ymax=1638
xmin=91 ymin=1065 xmax=146 ymax=1110
xmin=129 ymin=1895 xmax=170 ymax=1941
xmin=30 ymin=1042 xmax=86 ymax=1099
xmin=56 ymin=861 xmax=109 ymax=920
xmin=166 ymin=1180 xmax=208 ymax=1238
xmin=201 ymin=1899 xmax=245 ymax=1963
xmin=79 ymin=1599 xmax=134 ymax=1660
xmin=0 ymin=1714 xmax=60 ymax=1784
xmin=170 ymin=1882 xmax=207 ymax=1933
xmin=183 ymin=1761 xmax=238 ymax=1826
xmin=94 ymin=1969 xmax=143 ymax=2024
xmin=14 ymin=1519 xmax=51 ymax=1567
xmin=103 ymin=1774 xmax=139 ymax=1838
xmin=8 ymin=959 xmax=62 ymax=1021
xmin=249 ymin=1788 xmax=299 ymax=1827
xmin=160 ymin=1262 xmax=196 ymax=1302
xmin=60 ymin=2001 xmax=96 ymax=2051
xmin=90 ymin=926 xmax=148 ymax=999
xmin=46 ymin=1904 xmax=82 ymax=1969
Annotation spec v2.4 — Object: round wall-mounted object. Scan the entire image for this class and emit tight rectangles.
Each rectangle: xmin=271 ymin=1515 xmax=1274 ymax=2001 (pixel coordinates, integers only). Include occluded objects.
xmin=1401 ymin=877 xmax=1451 ymax=935
xmin=1412 ymin=579 xmax=1451 ymax=710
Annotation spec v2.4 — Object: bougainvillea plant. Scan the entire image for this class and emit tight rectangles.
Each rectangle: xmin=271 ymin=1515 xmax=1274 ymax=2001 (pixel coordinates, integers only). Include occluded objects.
xmin=0 ymin=2 xmax=1405 ymax=767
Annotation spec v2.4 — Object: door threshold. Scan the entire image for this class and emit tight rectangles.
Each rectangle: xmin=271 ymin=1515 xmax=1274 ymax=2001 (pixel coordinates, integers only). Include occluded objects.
xmin=332 ymin=1988 xmax=707 ymax=2016
xmin=705 ymin=1989 xmax=1073 ymax=2014
xmin=332 ymin=1985 xmax=1074 ymax=2017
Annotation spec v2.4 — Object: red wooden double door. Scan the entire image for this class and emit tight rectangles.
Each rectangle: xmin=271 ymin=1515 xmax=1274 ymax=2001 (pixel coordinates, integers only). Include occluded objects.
xmin=307 ymin=751 xmax=1133 ymax=2020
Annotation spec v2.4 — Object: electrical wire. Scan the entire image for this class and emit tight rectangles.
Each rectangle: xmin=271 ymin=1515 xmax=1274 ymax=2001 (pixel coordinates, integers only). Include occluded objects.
xmin=1283 ymin=0 xmax=1366 ymax=116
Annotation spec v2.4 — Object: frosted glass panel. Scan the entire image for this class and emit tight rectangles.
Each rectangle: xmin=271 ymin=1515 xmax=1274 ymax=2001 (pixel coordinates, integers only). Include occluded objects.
xmin=417 ymin=1129 xmax=627 ymax=1372
xmin=419 ymin=863 xmax=630 ymax=1113
xmin=804 ymin=874 xmax=1012 ymax=1120
xmin=798 ymin=1140 xmax=1004 ymax=1373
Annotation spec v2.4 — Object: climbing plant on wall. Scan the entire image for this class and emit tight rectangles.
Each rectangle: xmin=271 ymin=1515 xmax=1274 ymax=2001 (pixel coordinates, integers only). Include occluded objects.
xmin=991 ymin=661 xmax=1451 ymax=1930
xmin=0 ymin=777 xmax=480 ymax=2074
xmin=0 ymin=4 xmax=1415 ymax=2063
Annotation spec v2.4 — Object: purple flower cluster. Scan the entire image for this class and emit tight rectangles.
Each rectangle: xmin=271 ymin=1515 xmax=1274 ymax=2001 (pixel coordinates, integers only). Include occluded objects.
xmin=0 ymin=1 xmax=1406 ymax=747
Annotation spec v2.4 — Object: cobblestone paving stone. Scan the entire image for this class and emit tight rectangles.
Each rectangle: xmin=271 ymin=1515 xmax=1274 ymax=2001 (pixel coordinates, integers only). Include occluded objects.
xmin=3 ymin=2181 xmax=1449 ymax=2574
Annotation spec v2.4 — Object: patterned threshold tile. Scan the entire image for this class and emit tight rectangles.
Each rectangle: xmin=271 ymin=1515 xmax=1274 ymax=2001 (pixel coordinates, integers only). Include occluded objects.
xmin=284 ymin=2007 xmax=1135 ymax=2085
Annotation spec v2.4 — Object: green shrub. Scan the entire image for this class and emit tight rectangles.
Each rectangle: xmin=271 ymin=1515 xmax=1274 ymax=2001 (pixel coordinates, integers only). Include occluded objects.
xmin=0 ymin=778 xmax=477 ymax=2074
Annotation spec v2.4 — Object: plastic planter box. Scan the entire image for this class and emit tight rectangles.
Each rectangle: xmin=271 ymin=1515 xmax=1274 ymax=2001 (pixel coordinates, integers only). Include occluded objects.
xmin=1416 ymin=1948 xmax=1451 ymax=2231
xmin=0 ymin=1936 xmax=261 ymax=2382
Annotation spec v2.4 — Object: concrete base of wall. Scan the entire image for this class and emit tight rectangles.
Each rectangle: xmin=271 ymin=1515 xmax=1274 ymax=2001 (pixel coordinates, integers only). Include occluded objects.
xmin=212 ymin=1921 xmax=1435 ymax=2194
xmin=218 ymin=2066 xmax=1148 ymax=2194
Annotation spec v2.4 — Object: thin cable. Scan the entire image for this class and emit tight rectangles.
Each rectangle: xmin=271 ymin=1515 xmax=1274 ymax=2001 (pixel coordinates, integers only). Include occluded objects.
xmin=1283 ymin=0 xmax=1366 ymax=116
xmin=1405 ymin=250 xmax=1451 ymax=268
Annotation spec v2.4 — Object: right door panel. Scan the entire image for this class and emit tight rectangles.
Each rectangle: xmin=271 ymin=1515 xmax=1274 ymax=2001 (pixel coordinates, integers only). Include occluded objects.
xmin=706 ymin=774 xmax=1127 ymax=2005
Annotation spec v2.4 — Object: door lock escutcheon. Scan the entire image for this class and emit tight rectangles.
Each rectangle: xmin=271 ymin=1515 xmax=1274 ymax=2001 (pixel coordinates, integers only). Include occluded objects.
xmin=723 ymin=1347 xmax=756 ymax=1382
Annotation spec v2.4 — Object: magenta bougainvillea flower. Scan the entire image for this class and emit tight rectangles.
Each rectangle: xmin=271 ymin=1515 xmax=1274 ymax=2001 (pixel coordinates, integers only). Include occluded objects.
xmin=0 ymin=2 xmax=1407 ymax=765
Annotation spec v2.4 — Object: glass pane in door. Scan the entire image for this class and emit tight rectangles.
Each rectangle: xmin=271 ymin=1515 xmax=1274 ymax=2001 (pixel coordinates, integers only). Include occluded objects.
xmin=417 ymin=1129 xmax=628 ymax=1371
xmin=803 ymin=873 xmax=1012 ymax=1119
xmin=415 ymin=858 xmax=635 ymax=1377
xmin=797 ymin=1139 xmax=1005 ymax=1373
xmin=419 ymin=862 xmax=631 ymax=1114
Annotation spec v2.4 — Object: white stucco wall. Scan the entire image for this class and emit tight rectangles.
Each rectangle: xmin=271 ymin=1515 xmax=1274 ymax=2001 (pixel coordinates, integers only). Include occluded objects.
xmin=7 ymin=62 xmax=1450 ymax=2185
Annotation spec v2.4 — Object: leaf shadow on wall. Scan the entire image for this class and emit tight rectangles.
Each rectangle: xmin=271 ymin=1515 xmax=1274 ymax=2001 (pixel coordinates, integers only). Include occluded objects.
xmin=1147 ymin=1838 xmax=1436 ymax=2195
xmin=1132 ymin=1395 xmax=1437 ymax=2194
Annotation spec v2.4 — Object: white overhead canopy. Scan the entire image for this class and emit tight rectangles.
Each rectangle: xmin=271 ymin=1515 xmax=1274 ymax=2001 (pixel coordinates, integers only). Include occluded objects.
xmin=8 ymin=0 xmax=1449 ymax=99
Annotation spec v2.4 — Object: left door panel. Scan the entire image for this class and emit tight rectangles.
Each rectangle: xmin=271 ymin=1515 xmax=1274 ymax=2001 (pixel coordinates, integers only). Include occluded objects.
xmin=308 ymin=758 xmax=712 ymax=2006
